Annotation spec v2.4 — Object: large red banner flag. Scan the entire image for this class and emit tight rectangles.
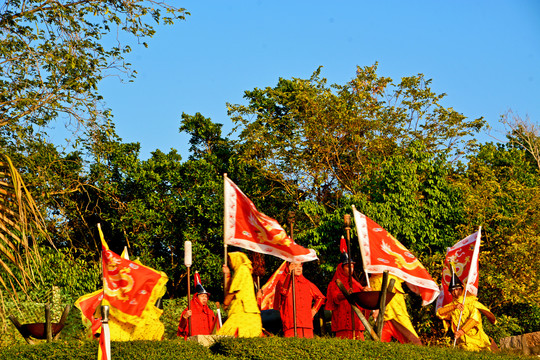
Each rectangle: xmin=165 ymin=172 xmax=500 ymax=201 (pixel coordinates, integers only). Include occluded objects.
xmin=352 ymin=206 xmax=440 ymax=305
xmin=259 ymin=261 xmax=288 ymax=310
xmin=224 ymin=175 xmax=318 ymax=263
xmin=99 ymin=226 xmax=168 ymax=324
xmin=435 ymin=229 xmax=481 ymax=310
xmin=74 ymin=289 xmax=103 ymax=336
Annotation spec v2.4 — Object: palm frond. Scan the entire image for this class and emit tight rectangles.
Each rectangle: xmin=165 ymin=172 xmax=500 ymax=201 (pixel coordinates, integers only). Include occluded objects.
xmin=0 ymin=154 xmax=53 ymax=294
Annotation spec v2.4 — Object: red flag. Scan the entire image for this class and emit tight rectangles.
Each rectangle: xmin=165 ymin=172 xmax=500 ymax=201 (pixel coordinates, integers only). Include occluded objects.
xmin=435 ymin=230 xmax=481 ymax=310
xmin=99 ymin=226 xmax=168 ymax=324
xmin=101 ymin=247 xmax=167 ymax=322
xmin=74 ymin=290 xmax=103 ymax=336
xmin=353 ymin=206 xmax=440 ymax=305
xmin=259 ymin=261 xmax=288 ymax=310
xmin=224 ymin=176 xmax=318 ymax=263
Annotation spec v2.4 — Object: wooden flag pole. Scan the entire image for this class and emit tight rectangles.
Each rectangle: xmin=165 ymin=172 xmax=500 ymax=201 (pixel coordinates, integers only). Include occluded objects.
xmin=100 ymin=305 xmax=111 ymax=360
xmin=344 ymin=214 xmax=356 ymax=339
xmin=288 ymin=211 xmax=298 ymax=338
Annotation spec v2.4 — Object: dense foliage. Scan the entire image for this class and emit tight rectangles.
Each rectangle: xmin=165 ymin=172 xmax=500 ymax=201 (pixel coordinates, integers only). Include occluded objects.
xmin=0 ymin=0 xmax=187 ymax=300
xmin=0 ymin=1 xmax=538 ymax=348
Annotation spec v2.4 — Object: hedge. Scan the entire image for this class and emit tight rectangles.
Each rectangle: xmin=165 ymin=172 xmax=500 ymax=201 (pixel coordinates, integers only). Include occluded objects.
xmin=210 ymin=337 xmax=529 ymax=360
xmin=0 ymin=340 xmax=230 ymax=360
xmin=0 ymin=337 xmax=529 ymax=360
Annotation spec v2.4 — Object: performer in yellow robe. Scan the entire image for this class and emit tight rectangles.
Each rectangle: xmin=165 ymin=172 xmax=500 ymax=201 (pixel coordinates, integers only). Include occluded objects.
xmin=437 ymin=275 xmax=496 ymax=351
xmin=217 ymin=252 xmax=262 ymax=337
xmin=371 ymin=273 xmax=422 ymax=345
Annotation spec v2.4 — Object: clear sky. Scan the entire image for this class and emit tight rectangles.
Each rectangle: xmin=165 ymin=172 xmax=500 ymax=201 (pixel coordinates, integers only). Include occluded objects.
xmin=76 ymin=0 xmax=540 ymax=160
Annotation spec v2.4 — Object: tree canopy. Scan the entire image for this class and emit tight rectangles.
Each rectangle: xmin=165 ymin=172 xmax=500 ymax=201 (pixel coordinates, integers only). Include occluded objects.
xmin=228 ymin=64 xmax=484 ymax=206
xmin=0 ymin=4 xmax=538 ymax=341
xmin=0 ymin=0 xmax=188 ymax=133
xmin=0 ymin=0 xmax=187 ymax=300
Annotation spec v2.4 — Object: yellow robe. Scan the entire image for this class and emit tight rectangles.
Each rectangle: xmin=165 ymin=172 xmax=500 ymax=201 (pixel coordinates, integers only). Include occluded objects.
xmin=217 ymin=252 xmax=262 ymax=337
xmin=371 ymin=274 xmax=419 ymax=339
xmin=436 ymin=294 xmax=495 ymax=351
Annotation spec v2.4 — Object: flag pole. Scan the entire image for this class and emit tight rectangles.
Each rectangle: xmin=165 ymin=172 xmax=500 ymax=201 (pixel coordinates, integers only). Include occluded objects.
xmin=223 ymin=173 xmax=229 ymax=297
xmin=97 ymin=223 xmax=111 ymax=360
xmin=352 ymin=205 xmax=370 ymax=287
xmin=453 ymin=226 xmax=482 ymax=347
xmin=100 ymin=305 xmax=111 ymax=360
xmin=288 ymin=211 xmax=298 ymax=337
xmin=344 ymin=214 xmax=356 ymax=339
xmin=216 ymin=302 xmax=223 ymax=328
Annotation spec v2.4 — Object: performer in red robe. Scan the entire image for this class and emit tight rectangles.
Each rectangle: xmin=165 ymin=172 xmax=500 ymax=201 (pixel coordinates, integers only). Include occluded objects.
xmin=177 ymin=280 xmax=218 ymax=339
xmin=275 ymin=262 xmax=325 ymax=338
xmin=326 ymin=257 xmax=370 ymax=339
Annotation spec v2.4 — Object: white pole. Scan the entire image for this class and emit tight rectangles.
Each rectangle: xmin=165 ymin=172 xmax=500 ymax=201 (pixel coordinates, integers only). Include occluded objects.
xmin=352 ymin=205 xmax=371 ymax=287
xmin=453 ymin=226 xmax=482 ymax=347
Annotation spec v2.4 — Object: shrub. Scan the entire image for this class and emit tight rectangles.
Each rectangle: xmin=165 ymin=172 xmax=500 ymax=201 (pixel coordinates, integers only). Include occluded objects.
xmin=0 ymin=340 xmax=224 ymax=360
xmin=0 ymin=337 xmax=530 ymax=360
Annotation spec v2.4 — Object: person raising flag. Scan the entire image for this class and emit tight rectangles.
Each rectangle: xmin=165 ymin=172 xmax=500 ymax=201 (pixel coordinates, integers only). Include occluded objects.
xmin=217 ymin=252 xmax=263 ymax=337
xmin=325 ymin=236 xmax=371 ymax=340
xmin=352 ymin=206 xmax=440 ymax=345
xmin=436 ymin=229 xmax=498 ymax=351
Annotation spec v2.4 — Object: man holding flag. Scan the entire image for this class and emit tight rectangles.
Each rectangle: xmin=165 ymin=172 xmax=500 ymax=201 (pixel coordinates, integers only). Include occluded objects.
xmin=325 ymin=237 xmax=370 ymax=340
xmin=352 ymin=206 xmax=440 ymax=345
xmin=436 ymin=229 xmax=497 ymax=351
xmin=274 ymin=261 xmax=325 ymax=338
xmin=177 ymin=272 xmax=219 ymax=339
xmin=217 ymin=252 xmax=262 ymax=337
xmin=436 ymin=273 xmax=497 ymax=351
xmin=222 ymin=175 xmax=320 ymax=337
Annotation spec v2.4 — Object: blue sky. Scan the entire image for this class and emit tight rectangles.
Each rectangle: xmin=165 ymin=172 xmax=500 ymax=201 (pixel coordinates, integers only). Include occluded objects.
xmin=79 ymin=0 xmax=539 ymax=160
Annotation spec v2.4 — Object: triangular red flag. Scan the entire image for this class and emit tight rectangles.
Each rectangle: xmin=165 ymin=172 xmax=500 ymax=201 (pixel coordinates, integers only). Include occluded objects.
xmin=435 ymin=230 xmax=481 ymax=310
xmin=224 ymin=176 xmax=318 ymax=263
xmin=353 ymin=206 xmax=440 ymax=305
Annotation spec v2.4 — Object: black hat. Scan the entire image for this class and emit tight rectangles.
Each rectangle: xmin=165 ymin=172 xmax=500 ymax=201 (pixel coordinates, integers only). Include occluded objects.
xmin=448 ymin=272 xmax=463 ymax=291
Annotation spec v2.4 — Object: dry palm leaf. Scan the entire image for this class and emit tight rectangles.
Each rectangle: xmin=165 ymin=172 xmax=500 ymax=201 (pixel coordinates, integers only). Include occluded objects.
xmin=0 ymin=154 xmax=53 ymax=295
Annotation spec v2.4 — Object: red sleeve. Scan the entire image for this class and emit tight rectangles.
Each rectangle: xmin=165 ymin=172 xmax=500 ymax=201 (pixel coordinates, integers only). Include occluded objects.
xmin=310 ymin=282 xmax=325 ymax=302
xmin=274 ymin=280 xmax=284 ymax=312
xmin=278 ymin=274 xmax=292 ymax=295
xmin=310 ymin=281 xmax=325 ymax=313
xmin=325 ymin=281 xmax=341 ymax=311
xmin=177 ymin=309 xmax=188 ymax=337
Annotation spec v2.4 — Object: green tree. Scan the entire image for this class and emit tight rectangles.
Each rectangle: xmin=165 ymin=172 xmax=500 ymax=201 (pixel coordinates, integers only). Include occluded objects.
xmin=0 ymin=0 xmax=188 ymax=133
xmin=293 ymin=142 xmax=465 ymax=289
xmin=0 ymin=0 xmax=188 ymax=299
xmin=457 ymin=141 xmax=540 ymax=334
xmin=228 ymin=64 xmax=484 ymax=207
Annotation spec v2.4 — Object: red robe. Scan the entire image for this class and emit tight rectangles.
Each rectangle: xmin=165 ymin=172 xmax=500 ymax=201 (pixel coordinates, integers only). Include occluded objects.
xmin=325 ymin=263 xmax=367 ymax=339
xmin=275 ymin=272 xmax=325 ymax=338
xmin=177 ymin=295 xmax=218 ymax=339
